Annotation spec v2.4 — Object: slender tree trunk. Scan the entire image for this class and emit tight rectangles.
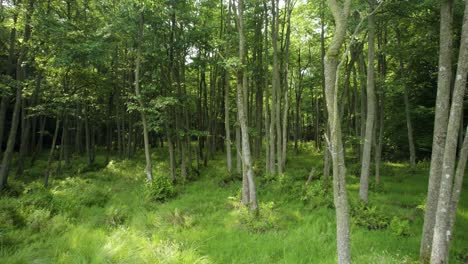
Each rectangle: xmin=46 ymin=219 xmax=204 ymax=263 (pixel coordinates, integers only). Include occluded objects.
xmin=374 ymin=90 xmax=384 ymax=185
xmin=0 ymin=80 xmax=22 ymax=190
xmin=236 ymin=0 xmax=258 ymax=211
xmin=431 ymin=2 xmax=468 ymax=261
xmin=420 ymin=0 xmax=454 ymax=261
xmin=320 ymin=0 xmax=330 ymax=180
xmin=359 ymin=0 xmax=376 ymax=204
xmin=396 ymin=29 xmax=416 ymax=167
xmin=85 ymin=109 xmax=92 ymax=166
xmin=270 ymin=0 xmax=280 ymax=175
xmin=31 ymin=116 xmax=46 ymax=165
xmin=236 ymin=123 xmax=241 ymax=174
xmin=324 ymin=0 xmax=352 ymax=262
xmin=264 ymin=0 xmax=270 ymax=174
xmin=168 ymin=134 xmax=176 ymax=182
xmin=446 ymin=126 xmax=468 ymax=257
xmin=282 ymin=88 xmax=289 ymax=170
xmin=44 ymin=119 xmax=60 ymax=187
xmin=224 ymin=2 xmax=232 ymax=177
xmin=135 ymin=13 xmax=153 ymax=182
xmin=0 ymin=96 xmax=8 ymax=152
xmin=16 ymin=101 xmax=31 ymax=176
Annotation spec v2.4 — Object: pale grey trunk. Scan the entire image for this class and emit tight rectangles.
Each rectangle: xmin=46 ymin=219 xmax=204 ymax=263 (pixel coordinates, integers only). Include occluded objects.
xmin=431 ymin=1 xmax=468 ymax=261
xmin=264 ymin=1 xmax=270 ymax=174
xmin=224 ymin=4 xmax=232 ymax=177
xmin=446 ymin=126 xmax=468 ymax=257
xmin=358 ymin=52 xmax=366 ymax=163
xmin=282 ymin=88 xmax=289 ymax=171
xmin=236 ymin=123 xmax=242 ymax=174
xmin=135 ymin=13 xmax=153 ymax=182
xmin=359 ymin=0 xmax=376 ymax=204
xmin=225 ymin=71 xmax=232 ymax=176
xmin=324 ymin=0 xmax=352 ymax=262
xmin=236 ymin=0 xmax=258 ymax=211
xmin=271 ymin=0 xmax=281 ymax=175
xmin=420 ymin=0 xmax=453 ymax=261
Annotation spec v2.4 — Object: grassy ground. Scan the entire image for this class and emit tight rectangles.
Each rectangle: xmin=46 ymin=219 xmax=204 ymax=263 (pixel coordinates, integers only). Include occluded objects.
xmin=0 ymin=145 xmax=467 ymax=263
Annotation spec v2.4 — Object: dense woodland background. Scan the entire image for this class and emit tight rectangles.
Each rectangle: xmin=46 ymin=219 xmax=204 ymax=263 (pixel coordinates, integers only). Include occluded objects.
xmin=0 ymin=0 xmax=467 ymax=263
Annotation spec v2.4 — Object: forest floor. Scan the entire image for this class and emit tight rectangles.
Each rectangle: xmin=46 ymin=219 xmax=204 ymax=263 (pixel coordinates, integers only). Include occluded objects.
xmin=0 ymin=145 xmax=467 ymax=264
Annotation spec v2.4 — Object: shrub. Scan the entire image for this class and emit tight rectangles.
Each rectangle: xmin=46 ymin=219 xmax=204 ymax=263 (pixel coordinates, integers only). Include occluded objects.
xmin=389 ymin=216 xmax=410 ymax=237
xmin=351 ymin=203 xmax=390 ymax=230
xmin=229 ymin=198 xmax=279 ymax=233
xmin=144 ymin=176 xmax=175 ymax=202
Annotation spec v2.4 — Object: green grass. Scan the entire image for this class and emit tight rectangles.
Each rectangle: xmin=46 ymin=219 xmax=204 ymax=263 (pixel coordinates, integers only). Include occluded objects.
xmin=1 ymin=145 xmax=467 ymax=263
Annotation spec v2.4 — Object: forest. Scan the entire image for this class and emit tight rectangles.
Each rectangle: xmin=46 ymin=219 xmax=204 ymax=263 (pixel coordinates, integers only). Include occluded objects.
xmin=0 ymin=0 xmax=467 ymax=263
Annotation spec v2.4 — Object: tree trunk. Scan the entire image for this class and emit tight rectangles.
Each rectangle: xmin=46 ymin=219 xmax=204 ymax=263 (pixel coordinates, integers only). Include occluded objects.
xmin=264 ymin=0 xmax=270 ymax=174
xmin=0 ymin=0 xmax=34 ymax=191
xmin=431 ymin=2 xmax=468 ymax=261
xmin=0 ymin=80 xmax=22 ymax=190
xmin=420 ymin=0 xmax=454 ymax=261
xmin=446 ymin=126 xmax=468 ymax=257
xmin=0 ymin=96 xmax=9 ymax=152
xmin=359 ymin=0 xmax=376 ymax=204
xmin=271 ymin=0 xmax=281 ymax=175
xmin=324 ymin=0 xmax=352 ymax=262
xmin=135 ymin=13 xmax=153 ymax=182
xmin=224 ymin=3 xmax=232 ymax=177
xmin=236 ymin=0 xmax=258 ymax=212
xmin=44 ymin=119 xmax=60 ymax=187
xmin=396 ymin=29 xmax=416 ymax=167
xmin=16 ymin=101 xmax=31 ymax=177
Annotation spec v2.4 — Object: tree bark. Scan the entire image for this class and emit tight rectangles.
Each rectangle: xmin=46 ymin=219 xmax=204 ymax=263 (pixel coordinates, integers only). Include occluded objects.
xmin=324 ymin=0 xmax=352 ymax=262
xmin=446 ymin=126 xmax=468 ymax=257
xmin=135 ymin=13 xmax=153 ymax=182
xmin=431 ymin=1 xmax=468 ymax=261
xmin=359 ymin=0 xmax=376 ymax=204
xmin=235 ymin=0 xmax=258 ymax=211
xmin=420 ymin=0 xmax=454 ymax=261
xmin=224 ymin=1 xmax=233 ymax=177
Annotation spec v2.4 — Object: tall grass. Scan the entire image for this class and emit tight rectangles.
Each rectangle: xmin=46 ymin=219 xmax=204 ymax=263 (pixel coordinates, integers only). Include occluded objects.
xmin=0 ymin=145 xmax=467 ymax=263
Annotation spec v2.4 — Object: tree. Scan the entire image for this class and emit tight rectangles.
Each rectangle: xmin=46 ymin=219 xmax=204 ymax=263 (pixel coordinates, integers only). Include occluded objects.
xmin=359 ymin=0 xmax=376 ymax=204
xmin=323 ymin=0 xmax=352 ymax=262
xmin=419 ymin=0 xmax=454 ymax=261
xmin=134 ymin=12 xmax=153 ymax=182
xmin=234 ymin=0 xmax=258 ymax=211
xmin=430 ymin=0 xmax=468 ymax=261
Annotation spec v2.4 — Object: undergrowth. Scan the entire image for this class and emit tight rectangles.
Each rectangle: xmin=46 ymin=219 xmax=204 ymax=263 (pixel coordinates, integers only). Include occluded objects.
xmin=0 ymin=146 xmax=466 ymax=263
